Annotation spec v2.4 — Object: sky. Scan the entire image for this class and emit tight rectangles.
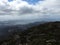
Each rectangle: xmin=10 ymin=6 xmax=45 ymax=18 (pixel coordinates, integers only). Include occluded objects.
xmin=8 ymin=0 xmax=41 ymax=4
xmin=8 ymin=0 xmax=12 ymax=1
xmin=0 ymin=0 xmax=60 ymax=25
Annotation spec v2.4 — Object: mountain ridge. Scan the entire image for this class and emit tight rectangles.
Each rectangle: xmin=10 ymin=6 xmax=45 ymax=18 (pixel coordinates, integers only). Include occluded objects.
xmin=0 ymin=21 xmax=60 ymax=45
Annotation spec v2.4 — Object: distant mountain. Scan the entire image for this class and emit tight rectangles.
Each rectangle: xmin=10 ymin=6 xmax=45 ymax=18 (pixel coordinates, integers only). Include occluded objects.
xmin=0 ymin=21 xmax=60 ymax=45
xmin=0 ymin=21 xmax=45 ymax=41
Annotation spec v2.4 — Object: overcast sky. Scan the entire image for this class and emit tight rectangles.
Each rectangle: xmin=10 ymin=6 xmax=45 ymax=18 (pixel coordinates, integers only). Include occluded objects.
xmin=0 ymin=0 xmax=60 ymax=24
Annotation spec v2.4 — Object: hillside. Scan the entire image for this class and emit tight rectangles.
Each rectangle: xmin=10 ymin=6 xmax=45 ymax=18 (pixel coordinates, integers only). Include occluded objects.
xmin=0 ymin=21 xmax=60 ymax=45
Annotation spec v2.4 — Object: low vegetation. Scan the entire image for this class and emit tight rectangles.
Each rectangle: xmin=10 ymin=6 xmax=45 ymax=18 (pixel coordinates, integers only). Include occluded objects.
xmin=0 ymin=21 xmax=60 ymax=45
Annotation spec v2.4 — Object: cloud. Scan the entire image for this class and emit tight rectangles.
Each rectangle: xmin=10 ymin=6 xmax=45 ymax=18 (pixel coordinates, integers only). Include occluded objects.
xmin=0 ymin=0 xmax=60 ymax=24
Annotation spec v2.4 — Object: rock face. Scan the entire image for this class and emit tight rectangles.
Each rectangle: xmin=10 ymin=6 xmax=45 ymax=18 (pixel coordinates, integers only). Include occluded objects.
xmin=0 ymin=21 xmax=60 ymax=45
